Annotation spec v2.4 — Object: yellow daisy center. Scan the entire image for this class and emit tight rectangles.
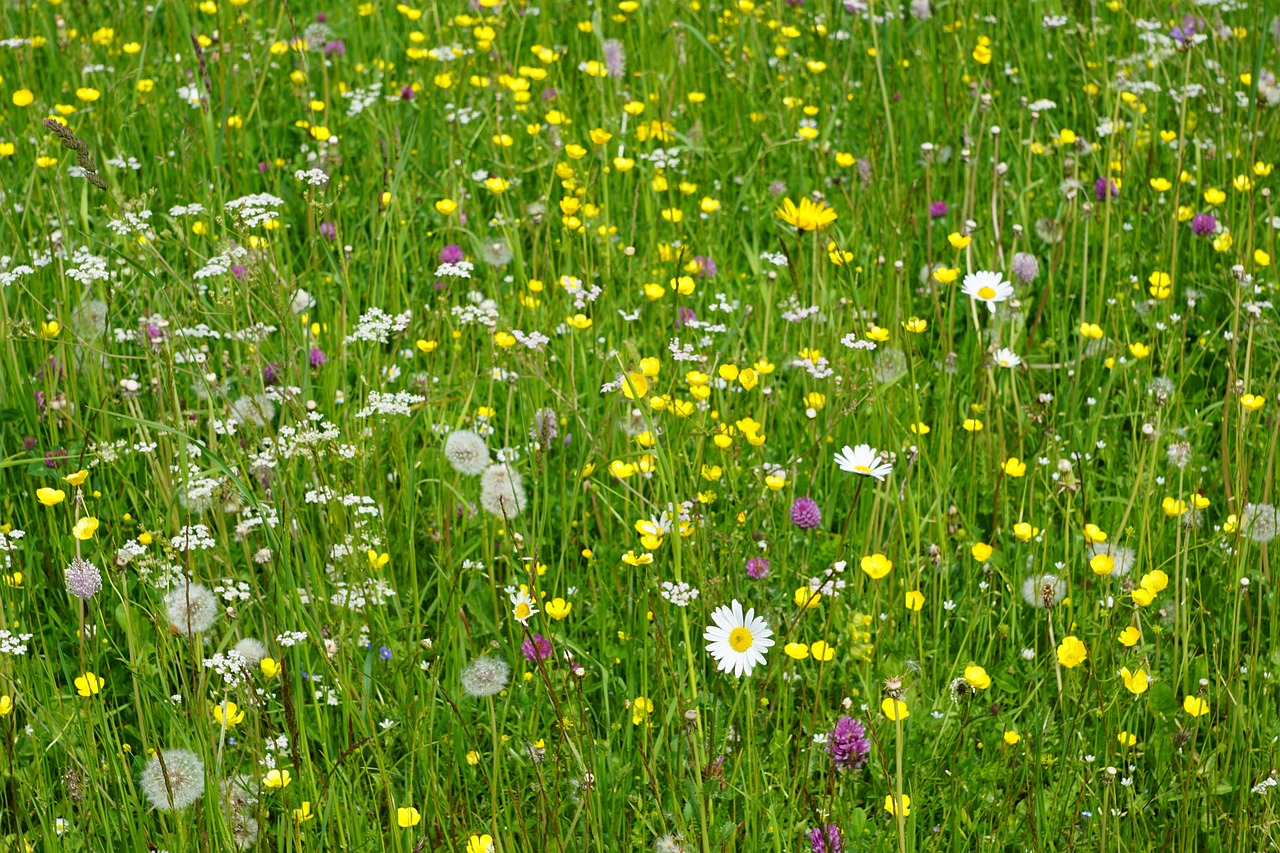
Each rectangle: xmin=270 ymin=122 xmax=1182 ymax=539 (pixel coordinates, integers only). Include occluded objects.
xmin=854 ymin=464 xmax=872 ymax=473
xmin=728 ymin=627 xmax=754 ymax=652
xmin=514 ymin=603 xmax=531 ymax=619
xmin=977 ymin=286 xmax=996 ymax=299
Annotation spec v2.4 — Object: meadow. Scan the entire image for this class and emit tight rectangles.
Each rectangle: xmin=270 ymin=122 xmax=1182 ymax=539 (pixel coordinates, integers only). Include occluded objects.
xmin=1 ymin=0 xmax=1279 ymax=850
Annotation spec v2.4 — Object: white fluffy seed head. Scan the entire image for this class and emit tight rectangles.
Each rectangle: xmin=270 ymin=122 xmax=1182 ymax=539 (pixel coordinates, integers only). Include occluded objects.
xmin=445 ymin=429 xmax=491 ymax=476
xmin=461 ymin=655 xmax=511 ymax=698
xmin=233 ymin=637 xmax=268 ymax=666
xmin=479 ymin=463 xmax=526 ymax=519
xmin=139 ymin=748 xmax=206 ymax=812
xmin=165 ymin=582 xmax=220 ymax=635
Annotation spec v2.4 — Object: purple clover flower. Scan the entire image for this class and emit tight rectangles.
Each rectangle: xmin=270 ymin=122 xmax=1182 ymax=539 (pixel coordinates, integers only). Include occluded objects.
xmin=439 ymin=244 xmax=465 ymax=264
xmin=807 ymin=824 xmax=844 ymax=853
xmin=521 ymin=634 xmax=553 ymax=662
xmin=929 ymin=200 xmax=949 ymax=218
xmin=1094 ymin=177 xmax=1119 ymax=202
xmin=791 ymin=496 xmax=822 ymax=530
xmin=309 ymin=347 xmax=328 ymax=368
xmin=1191 ymin=213 xmax=1217 ymax=236
xmin=746 ymin=557 xmax=771 ymax=580
xmin=827 ymin=716 xmax=871 ymax=770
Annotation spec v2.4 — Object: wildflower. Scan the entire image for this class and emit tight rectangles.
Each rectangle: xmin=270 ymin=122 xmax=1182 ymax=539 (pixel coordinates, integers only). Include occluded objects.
xmin=397 ymin=807 xmax=421 ymax=828
xmin=1120 ymin=667 xmax=1149 ymax=696
xmin=881 ymin=698 xmax=909 ymax=720
xmin=0 ymin=695 xmax=11 ymax=716
xmin=785 ymin=643 xmax=809 ymax=659
xmin=74 ymin=672 xmax=105 ymax=697
xmin=444 ymin=430 xmax=491 ymax=475
xmin=64 ymin=557 xmax=101 ymax=600
xmin=703 ymin=600 xmax=774 ymax=678
xmin=904 ymin=590 xmax=925 ymax=611
xmin=480 ymin=464 xmax=526 ymax=518
xmin=521 ymin=634 xmax=553 ymax=662
xmin=790 ymin=497 xmax=822 ymax=530
xmin=71 ymin=517 xmax=100 ymax=540
xmin=1118 ymin=626 xmax=1140 ymax=647
xmin=510 ymin=589 xmax=539 ymax=625
xmin=462 ymin=656 xmax=511 ymax=698
xmin=1004 ymin=730 xmax=1021 ymax=745
xmin=1241 ymin=394 xmax=1265 ymax=412
xmin=467 ymin=835 xmax=495 ymax=853
xmin=213 ymin=700 xmax=245 ymax=727
xmin=293 ymin=802 xmax=315 ymax=822
xmin=37 ymin=487 xmax=65 ymax=507
xmin=1183 ymin=695 xmax=1209 ymax=717
xmin=833 ymin=444 xmax=892 ymax=480
xmin=1089 ymin=553 xmax=1115 ymax=576
xmin=775 ymin=197 xmax=838 ymax=231
xmin=746 ymin=557 xmax=770 ymax=579
xmin=261 ymin=658 xmax=282 ymax=678
xmin=883 ymin=794 xmax=911 ymax=817
xmin=1056 ymin=636 xmax=1087 ymax=668
xmin=1002 ymin=457 xmax=1027 ymax=477
xmin=827 ymin=716 xmax=870 ymax=770
xmin=262 ymin=769 xmax=291 ymax=789
xmin=861 ymin=553 xmax=893 ymax=579
xmin=794 ymin=587 xmax=821 ymax=609
xmin=961 ymin=271 xmax=1014 ymax=312
xmin=963 ymin=665 xmax=992 ymax=690
xmin=971 ymin=542 xmax=993 ymax=562
xmin=139 ymin=749 xmax=205 ymax=811
xmin=993 ymin=348 xmax=1022 ymax=368
xmin=806 ymin=824 xmax=845 ymax=853
xmin=811 ymin=641 xmax=835 ymax=661
xmin=544 ymin=597 xmax=572 ymax=620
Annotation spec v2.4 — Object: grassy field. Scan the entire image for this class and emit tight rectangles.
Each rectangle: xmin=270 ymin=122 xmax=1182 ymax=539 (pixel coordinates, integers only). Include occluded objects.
xmin=1 ymin=0 xmax=1280 ymax=850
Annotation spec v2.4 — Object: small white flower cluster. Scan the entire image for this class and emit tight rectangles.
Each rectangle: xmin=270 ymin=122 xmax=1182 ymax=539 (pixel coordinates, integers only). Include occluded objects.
xmin=330 ymin=578 xmax=398 ymax=610
xmin=344 ymin=306 xmax=412 ymax=344
xmin=355 ymin=390 xmax=425 ymax=419
xmin=660 ymin=581 xmax=700 ymax=607
xmin=224 ymin=192 xmax=285 ymax=227
xmin=294 ymin=168 xmax=329 ymax=186
xmin=203 ymin=650 xmax=250 ymax=687
xmin=277 ymin=630 xmax=308 ymax=647
xmin=169 ymin=202 xmax=206 ymax=216
xmin=435 ymin=260 xmax=475 ymax=278
xmin=172 ymin=524 xmax=217 ymax=552
xmin=0 ymin=629 xmax=34 ymax=655
xmin=194 ymin=246 xmax=250 ymax=280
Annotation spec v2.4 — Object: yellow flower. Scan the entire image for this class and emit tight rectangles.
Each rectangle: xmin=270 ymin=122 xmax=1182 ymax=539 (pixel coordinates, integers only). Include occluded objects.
xmin=1128 ymin=342 xmax=1150 ymax=359
xmin=902 ymin=316 xmax=927 ymax=334
xmin=367 ymin=550 xmax=390 ymax=569
xmin=75 ymin=87 xmax=101 ymax=102
xmin=1203 ymin=187 xmax=1226 ymax=205
xmin=37 ymin=487 xmax=66 ymax=507
xmin=774 ymin=197 xmax=838 ymax=232
xmin=904 ymin=590 xmax=925 ymax=611
xmin=1182 ymin=695 xmax=1209 ymax=718
xmin=1118 ymin=626 xmax=1140 ymax=647
xmin=1161 ymin=497 xmax=1188 ymax=517
xmin=810 ymin=641 xmax=835 ymax=662
xmin=883 ymin=793 xmax=911 ymax=817
xmin=0 ymin=695 xmax=12 ymax=716
xmin=64 ymin=469 xmax=89 ymax=486
xmin=396 ymin=806 xmax=421 ymax=828
xmin=261 ymin=657 xmax=282 ymax=678
xmin=1056 ymin=636 xmax=1087 ymax=668
xmin=1089 ymin=553 xmax=1115 ymax=575
xmin=933 ymin=267 xmax=959 ymax=284
xmin=263 ymin=768 xmax=292 ymax=789
xmin=631 ymin=695 xmax=654 ymax=725
xmin=293 ymin=802 xmax=315 ymax=822
xmin=947 ymin=232 xmax=971 ymax=250
xmin=213 ymin=701 xmax=245 ymax=727
xmin=1132 ymin=587 xmax=1155 ymax=607
xmin=1012 ymin=522 xmax=1039 ymax=542
xmin=881 ymin=698 xmax=909 ymax=721
xmin=1083 ymin=523 xmax=1107 ymax=543
xmin=860 ymin=553 xmax=893 ymax=580
xmin=566 ymin=314 xmax=592 ymax=330
xmin=544 ymin=597 xmax=572 ymax=620
xmin=970 ymin=542 xmax=993 ymax=562
xmin=1120 ymin=667 xmax=1149 ymax=696
xmin=1256 ymin=250 xmax=1272 ymax=267
xmin=72 ymin=517 xmax=100 ymax=541
xmin=963 ymin=665 xmax=992 ymax=690
xmin=1079 ymin=322 xmax=1104 ymax=339
xmin=435 ymin=198 xmax=458 ymax=215
xmin=1149 ymin=177 xmax=1171 ymax=192
xmin=1140 ymin=570 xmax=1168 ymax=594
xmin=1003 ymin=730 xmax=1021 ymax=745
xmin=74 ymin=672 xmax=105 ymax=697
xmin=962 ymin=418 xmax=984 ymax=432
xmin=1241 ymin=394 xmax=1265 ymax=412
xmin=621 ymin=372 xmax=648 ymax=400
xmin=467 ymin=835 xmax=495 ymax=853
xmin=13 ymin=88 xmax=35 ymax=106
xmin=1001 ymin=457 xmax=1026 ymax=477
xmin=794 ymin=587 xmax=821 ymax=609
xmin=784 ymin=642 xmax=810 ymax=660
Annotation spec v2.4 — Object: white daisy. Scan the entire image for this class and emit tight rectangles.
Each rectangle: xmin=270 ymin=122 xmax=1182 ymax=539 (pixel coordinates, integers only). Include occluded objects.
xmin=833 ymin=444 xmax=893 ymax=481
xmin=961 ymin=270 xmax=1014 ymax=312
xmin=993 ymin=347 xmax=1022 ymax=368
xmin=703 ymin=600 xmax=774 ymax=678
xmin=510 ymin=590 xmax=539 ymax=625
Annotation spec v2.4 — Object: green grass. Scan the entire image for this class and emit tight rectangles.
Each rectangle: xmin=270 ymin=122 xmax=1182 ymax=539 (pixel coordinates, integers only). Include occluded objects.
xmin=1 ymin=0 xmax=1280 ymax=850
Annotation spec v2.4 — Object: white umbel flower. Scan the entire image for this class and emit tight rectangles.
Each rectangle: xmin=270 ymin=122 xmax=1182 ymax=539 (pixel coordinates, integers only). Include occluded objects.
xmin=703 ymin=599 xmax=774 ymax=678
xmin=961 ymin=270 xmax=1014 ymax=312
xmin=992 ymin=347 xmax=1022 ymax=368
xmin=833 ymin=444 xmax=893 ymax=481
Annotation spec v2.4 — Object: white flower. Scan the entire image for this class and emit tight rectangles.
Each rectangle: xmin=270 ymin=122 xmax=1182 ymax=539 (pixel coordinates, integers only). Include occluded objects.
xmin=833 ymin=444 xmax=893 ymax=481
xmin=510 ymin=589 xmax=538 ymax=625
xmin=993 ymin=347 xmax=1022 ymax=368
xmin=703 ymin=600 xmax=774 ymax=678
xmin=961 ymin=270 xmax=1014 ymax=312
